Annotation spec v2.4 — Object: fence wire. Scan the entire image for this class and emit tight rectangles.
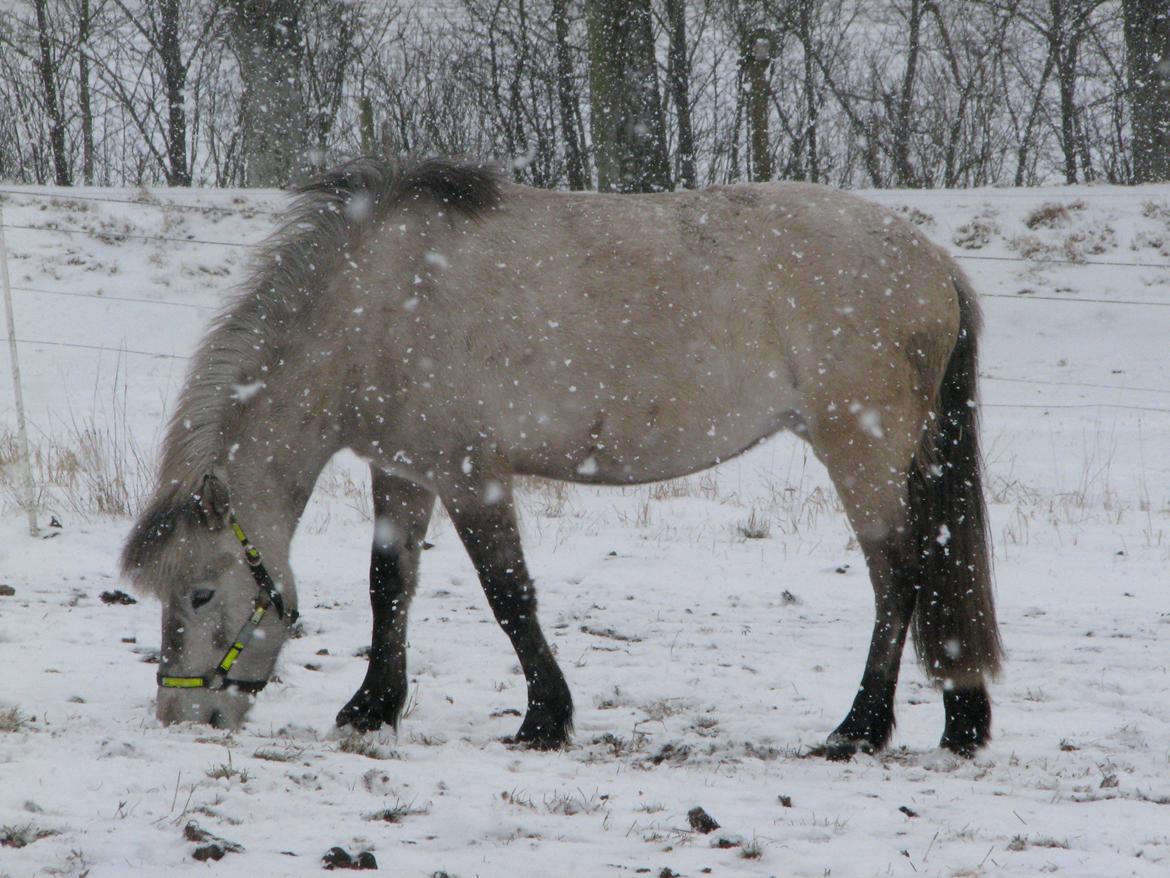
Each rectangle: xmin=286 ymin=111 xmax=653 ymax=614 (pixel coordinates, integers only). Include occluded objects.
xmin=1 ymin=187 xmax=1168 ymax=417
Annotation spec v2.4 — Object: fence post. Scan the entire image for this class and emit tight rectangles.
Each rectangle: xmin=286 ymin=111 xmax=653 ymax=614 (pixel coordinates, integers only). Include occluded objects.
xmin=0 ymin=202 xmax=39 ymax=537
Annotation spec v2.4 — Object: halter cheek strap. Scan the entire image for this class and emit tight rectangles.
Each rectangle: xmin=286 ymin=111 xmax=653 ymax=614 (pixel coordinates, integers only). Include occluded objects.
xmin=157 ymin=489 xmax=299 ymax=694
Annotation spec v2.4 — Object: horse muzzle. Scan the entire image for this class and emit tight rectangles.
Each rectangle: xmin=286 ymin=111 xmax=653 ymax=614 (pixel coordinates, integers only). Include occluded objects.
xmin=157 ymin=685 xmax=253 ymax=729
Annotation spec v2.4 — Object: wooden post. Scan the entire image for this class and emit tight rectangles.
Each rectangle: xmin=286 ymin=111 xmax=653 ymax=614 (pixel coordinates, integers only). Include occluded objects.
xmin=0 ymin=203 xmax=39 ymax=536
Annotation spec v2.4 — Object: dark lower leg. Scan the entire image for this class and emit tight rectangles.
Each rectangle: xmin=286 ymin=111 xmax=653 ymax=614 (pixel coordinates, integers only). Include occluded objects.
xmin=940 ymin=685 xmax=992 ymax=756
xmin=337 ymin=472 xmax=433 ymax=732
xmin=827 ymin=538 xmax=917 ymax=760
xmin=444 ymin=483 xmax=572 ymax=749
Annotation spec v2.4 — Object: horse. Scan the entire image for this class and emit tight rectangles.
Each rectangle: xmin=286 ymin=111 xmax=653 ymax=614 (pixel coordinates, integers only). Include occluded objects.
xmin=121 ymin=157 xmax=1002 ymax=758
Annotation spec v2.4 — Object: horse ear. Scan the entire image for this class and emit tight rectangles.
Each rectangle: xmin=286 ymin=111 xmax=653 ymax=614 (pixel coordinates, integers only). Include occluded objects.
xmin=192 ymin=473 xmax=232 ymax=530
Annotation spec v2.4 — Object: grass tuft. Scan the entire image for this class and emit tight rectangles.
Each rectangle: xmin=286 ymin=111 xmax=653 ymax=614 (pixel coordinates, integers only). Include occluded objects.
xmin=0 ymin=823 xmax=58 ymax=848
xmin=0 ymin=707 xmax=29 ymax=733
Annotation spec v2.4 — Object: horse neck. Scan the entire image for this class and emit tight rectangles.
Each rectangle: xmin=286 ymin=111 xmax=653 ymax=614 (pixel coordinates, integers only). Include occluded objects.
xmin=216 ymin=388 xmax=343 ymax=556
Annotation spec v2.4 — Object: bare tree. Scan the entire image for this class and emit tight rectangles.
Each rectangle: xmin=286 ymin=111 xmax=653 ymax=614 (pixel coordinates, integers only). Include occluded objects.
xmin=664 ymin=0 xmax=697 ymax=187
xmin=586 ymin=0 xmax=671 ymax=191
xmin=77 ymin=0 xmax=96 ymax=183
xmin=1003 ymin=0 xmax=1112 ymax=182
xmin=1124 ymin=0 xmax=1170 ymax=181
xmin=33 ymin=0 xmax=72 ymax=184
xmin=740 ymin=25 xmax=774 ymax=182
xmin=301 ymin=0 xmax=370 ymax=172
xmin=100 ymin=1 xmax=220 ymax=186
xmin=553 ymin=0 xmax=588 ymax=189
xmin=891 ymin=0 xmax=924 ymax=186
xmin=223 ymin=0 xmax=305 ymax=186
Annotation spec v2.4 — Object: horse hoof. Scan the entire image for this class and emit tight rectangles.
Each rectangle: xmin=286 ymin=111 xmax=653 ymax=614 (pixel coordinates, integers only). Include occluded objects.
xmin=336 ymin=705 xmax=384 ymax=732
xmin=507 ymin=714 xmax=572 ymax=751
xmin=823 ymin=740 xmax=857 ymax=761
xmin=505 ymin=731 xmax=568 ymax=751
xmin=822 ymin=734 xmax=875 ymax=762
xmin=940 ymin=687 xmax=991 ymax=757
xmin=336 ymin=689 xmax=403 ymax=733
xmin=939 ymin=726 xmax=988 ymax=758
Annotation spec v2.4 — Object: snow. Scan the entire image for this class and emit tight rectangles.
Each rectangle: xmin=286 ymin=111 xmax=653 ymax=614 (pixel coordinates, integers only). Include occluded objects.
xmin=1 ymin=183 xmax=1169 ymax=876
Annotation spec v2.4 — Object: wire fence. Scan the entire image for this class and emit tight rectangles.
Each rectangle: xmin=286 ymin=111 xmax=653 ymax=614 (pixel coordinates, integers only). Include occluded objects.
xmin=0 ymin=187 xmax=281 ymax=216
xmin=1 ymin=222 xmax=259 ymax=249
xmin=2 ymin=186 xmax=1169 ymax=410
xmin=8 ymin=283 xmax=214 ymax=311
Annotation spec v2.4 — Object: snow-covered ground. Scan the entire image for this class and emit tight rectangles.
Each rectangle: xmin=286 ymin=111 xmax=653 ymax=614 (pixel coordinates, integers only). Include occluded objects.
xmin=1 ymin=181 xmax=1168 ymax=877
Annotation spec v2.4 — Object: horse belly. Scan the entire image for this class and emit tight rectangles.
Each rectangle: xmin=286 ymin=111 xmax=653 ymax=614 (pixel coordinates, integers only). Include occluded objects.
xmin=507 ymin=361 xmax=804 ymax=485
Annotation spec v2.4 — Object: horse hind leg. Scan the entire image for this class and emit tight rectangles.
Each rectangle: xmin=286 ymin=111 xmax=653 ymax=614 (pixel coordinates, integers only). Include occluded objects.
xmin=814 ymin=296 xmax=1001 ymax=758
xmin=337 ymin=468 xmax=434 ymax=732
xmin=804 ymin=403 xmax=924 ymax=759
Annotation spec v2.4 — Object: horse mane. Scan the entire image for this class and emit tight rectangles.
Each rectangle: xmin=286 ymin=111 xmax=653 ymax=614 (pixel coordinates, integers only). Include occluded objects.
xmin=121 ymin=157 xmax=503 ymax=593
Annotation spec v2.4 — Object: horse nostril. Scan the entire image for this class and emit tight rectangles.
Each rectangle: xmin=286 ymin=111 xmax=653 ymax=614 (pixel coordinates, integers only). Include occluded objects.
xmin=209 ymin=709 xmax=226 ymax=729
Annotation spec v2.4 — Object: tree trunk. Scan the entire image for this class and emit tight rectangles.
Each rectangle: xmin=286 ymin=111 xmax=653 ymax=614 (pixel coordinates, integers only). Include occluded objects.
xmin=225 ymin=0 xmax=306 ymax=187
xmin=796 ymin=0 xmax=819 ymax=182
xmin=1048 ymin=0 xmax=1080 ymax=183
xmin=509 ymin=0 xmax=532 ymax=183
xmin=664 ymin=0 xmax=696 ymax=188
xmin=159 ymin=0 xmax=191 ymax=186
xmin=552 ymin=0 xmax=587 ymax=189
xmin=893 ymin=0 xmax=922 ymax=187
xmin=33 ymin=0 xmax=70 ymax=186
xmin=742 ymin=29 xmax=772 ymax=182
xmin=586 ymin=0 xmax=671 ymax=192
xmin=359 ymin=94 xmax=376 ymax=154
xmin=78 ymin=0 xmax=95 ymax=185
xmin=1124 ymin=0 xmax=1170 ymax=181
xmin=1015 ymin=55 xmax=1055 ymax=186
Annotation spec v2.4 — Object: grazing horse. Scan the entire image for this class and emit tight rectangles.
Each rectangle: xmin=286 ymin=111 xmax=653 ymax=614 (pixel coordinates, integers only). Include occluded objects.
xmin=122 ymin=158 xmax=1002 ymax=758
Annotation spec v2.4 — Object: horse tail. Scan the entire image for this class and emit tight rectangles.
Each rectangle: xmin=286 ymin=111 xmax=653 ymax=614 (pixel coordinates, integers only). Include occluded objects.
xmin=908 ymin=271 xmax=1002 ymax=687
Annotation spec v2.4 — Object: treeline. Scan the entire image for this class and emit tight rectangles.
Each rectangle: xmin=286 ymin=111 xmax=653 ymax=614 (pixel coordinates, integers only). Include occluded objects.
xmin=1 ymin=0 xmax=1167 ymax=191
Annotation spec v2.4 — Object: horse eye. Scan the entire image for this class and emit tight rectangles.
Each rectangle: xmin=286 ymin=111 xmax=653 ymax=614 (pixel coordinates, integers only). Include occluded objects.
xmin=191 ymin=589 xmax=215 ymax=609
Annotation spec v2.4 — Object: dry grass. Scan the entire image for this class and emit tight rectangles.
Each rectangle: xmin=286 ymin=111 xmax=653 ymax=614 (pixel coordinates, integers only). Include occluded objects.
xmin=0 ymin=360 xmax=153 ymax=519
xmin=543 ymin=788 xmax=606 ymax=816
xmin=366 ymin=799 xmax=430 ymax=823
xmin=952 ymin=216 xmax=998 ymax=249
xmin=316 ymin=462 xmax=373 ymax=519
xmin=337 ymin=732 xmax=401 ymax=760
xmin=736 ymin=507 xmax=771 ymax=540
xmin=205 ymin=752 xmax=249 ymax=782
xmin=0 ymin=823 xmax=58 ymax=848
xmin=0 ymin=707 xmax=29 ymax=733
xmin=1024 ymin=200 xmax=1086 ymax=229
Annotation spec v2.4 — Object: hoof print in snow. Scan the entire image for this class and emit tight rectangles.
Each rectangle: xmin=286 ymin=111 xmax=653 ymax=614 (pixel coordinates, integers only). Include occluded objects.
xmin=713 ymin=835 xmax=744 ymax=849
xmin=184 ymin=822 xmax=242 ymax=861
xmin=192 ymin=844 xmax=226 ymax=862
xmin=687 ymin=806 xmax=720 ymax=834
xmin=649 ymin=742 xmax=690 ymax=766
xmin=99 ymin=590 xmax=137 ymax=605
xmin=323 ymin=846 xmax=377 ymax=870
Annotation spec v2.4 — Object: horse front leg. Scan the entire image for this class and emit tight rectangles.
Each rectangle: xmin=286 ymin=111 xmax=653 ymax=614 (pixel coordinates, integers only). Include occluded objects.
xmin=336 ymin=468 xmax=434 ymax=732
xmin=441 ymin=473 xmax=573 ymax=749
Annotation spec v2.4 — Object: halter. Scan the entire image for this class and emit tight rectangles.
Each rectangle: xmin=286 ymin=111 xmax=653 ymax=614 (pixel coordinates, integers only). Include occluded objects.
xmin=157 ymin=479 xmax=299 ymax=694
